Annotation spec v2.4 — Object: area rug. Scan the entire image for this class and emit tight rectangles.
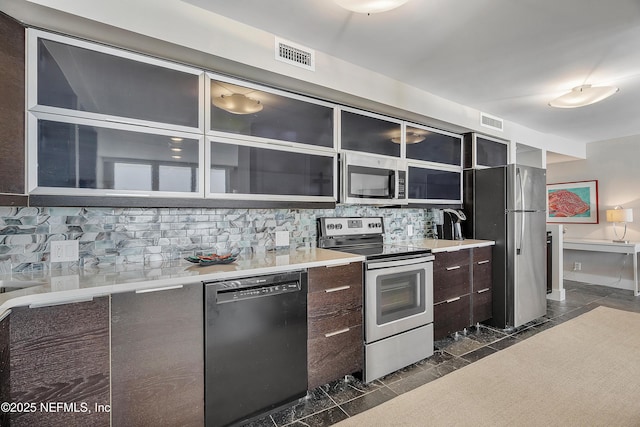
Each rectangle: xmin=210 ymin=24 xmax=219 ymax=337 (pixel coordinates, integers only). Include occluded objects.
xmin=336 ymin=306 xmax=640 ymax=426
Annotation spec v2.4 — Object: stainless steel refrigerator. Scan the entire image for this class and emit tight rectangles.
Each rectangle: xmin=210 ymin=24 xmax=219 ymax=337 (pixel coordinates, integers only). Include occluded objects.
xmin=464 ymin=164 xmax=547 ymax=329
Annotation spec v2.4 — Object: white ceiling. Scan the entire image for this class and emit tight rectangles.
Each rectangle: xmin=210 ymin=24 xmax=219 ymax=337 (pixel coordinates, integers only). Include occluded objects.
xmin=183 ymin=0 xmax=640 ymax=145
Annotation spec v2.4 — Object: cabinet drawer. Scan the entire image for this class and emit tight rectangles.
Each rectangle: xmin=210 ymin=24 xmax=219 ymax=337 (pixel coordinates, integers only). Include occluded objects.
xmin=308 ymin=310 xmax=362 ymax=340
xmin=308 ymin=282 xmax=362 ymax=321
xmin=473 ymin=288 xmax=492 ymax=324
xmin=308 ymin=262 xmax=362 ymax=293
xmin=434 ymin=249 xmax=470 ymax=272
xmin=433 ymin=251 xmax=470 ymax=303
xmin=472 ymin=247 xmax=492 ymax=292
xmin=473 ymin=246 xmax=492 ymax=264
xmin=308 ymin=325 xmax=363 ymax=390
xmin=433 ymin=294 xmax=471 ymax=340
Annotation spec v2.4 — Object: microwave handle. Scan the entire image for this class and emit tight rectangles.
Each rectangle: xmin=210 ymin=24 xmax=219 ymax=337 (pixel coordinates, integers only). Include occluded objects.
xmin=389 ymin=170 xmax=396 ymax=198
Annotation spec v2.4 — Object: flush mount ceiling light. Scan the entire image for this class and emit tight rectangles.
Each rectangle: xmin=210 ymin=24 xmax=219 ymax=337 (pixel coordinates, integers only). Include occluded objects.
xmin=333 ymin=0 xmax=410 ymax=14
xmin=391 ymin=133 xmax=426 ymax=144
xmin=548 ymin=84 xmax=619 ymax=108
xmin=212 ymin=93 xmax=263 ymax=115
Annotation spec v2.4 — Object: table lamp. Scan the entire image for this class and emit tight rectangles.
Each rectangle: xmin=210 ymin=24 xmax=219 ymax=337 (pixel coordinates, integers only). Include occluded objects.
xmin=606 ymin=206 xmax=633 ymax=243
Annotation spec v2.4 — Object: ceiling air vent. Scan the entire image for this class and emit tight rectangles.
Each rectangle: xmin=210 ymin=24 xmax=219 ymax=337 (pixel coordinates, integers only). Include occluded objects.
xmin=275 ymin=37 xmax=315 ymax=71
xmin=480 ymin=112 xmax=504 ymax=132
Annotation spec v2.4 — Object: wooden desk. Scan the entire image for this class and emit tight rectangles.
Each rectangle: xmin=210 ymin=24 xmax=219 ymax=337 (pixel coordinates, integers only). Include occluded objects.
xmin=563 ymin=238 xmax=640 ymax=296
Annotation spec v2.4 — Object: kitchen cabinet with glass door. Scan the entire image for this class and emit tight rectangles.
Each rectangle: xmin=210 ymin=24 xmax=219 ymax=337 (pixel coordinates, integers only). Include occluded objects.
xmin=405 ymin=124 xmax=463 ymax=205
xmin=340 ymin=108 xmax=402 ymax=158
xmin=464 ymin=133 xmax=509 ymax=168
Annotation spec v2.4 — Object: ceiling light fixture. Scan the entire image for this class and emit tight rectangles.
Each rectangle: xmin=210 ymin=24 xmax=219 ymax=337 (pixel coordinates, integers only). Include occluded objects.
xmin=333 ymin=0 xmax=410 ymax=14
xmin=548 ymin=84 xmax=619 ymax=108
xmin=391 ymin=133 xmax=426 ymax=144
xmin=212 ymin=93 xmax=263 ymax=115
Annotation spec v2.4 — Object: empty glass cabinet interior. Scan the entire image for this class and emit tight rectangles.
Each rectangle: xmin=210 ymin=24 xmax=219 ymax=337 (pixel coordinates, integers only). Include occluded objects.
xmin=209 ymin=141 xmax=334 ymax=199
xmin=36 ymin=118 xmax=200 ymax=193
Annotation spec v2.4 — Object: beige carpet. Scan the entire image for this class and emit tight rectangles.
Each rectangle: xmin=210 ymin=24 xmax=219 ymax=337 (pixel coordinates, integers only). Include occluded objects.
xmin=336 ymin=306 xmax=640 ymax=427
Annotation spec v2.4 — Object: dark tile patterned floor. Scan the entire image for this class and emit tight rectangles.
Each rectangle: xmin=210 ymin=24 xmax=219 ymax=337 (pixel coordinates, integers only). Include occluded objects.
xmin=248 ymin=281 xmax=640 ymax=427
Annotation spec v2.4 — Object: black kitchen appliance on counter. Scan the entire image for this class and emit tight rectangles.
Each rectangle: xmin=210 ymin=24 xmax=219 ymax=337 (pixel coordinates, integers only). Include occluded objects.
xmin=204 ymin=271 xmax=308 ymax=426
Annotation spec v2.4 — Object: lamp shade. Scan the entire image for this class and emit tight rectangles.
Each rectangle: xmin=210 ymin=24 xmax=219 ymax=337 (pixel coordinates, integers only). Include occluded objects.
xmin=606 ymin=208 xmax=633 ymax=223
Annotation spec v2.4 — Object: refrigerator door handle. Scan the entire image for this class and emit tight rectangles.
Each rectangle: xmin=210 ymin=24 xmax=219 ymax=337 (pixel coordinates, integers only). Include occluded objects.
xmin=516 ymin=167 xmax=524 ymax=255
xmin=518 ymin=213 xmax=525 ymax=255
xmin=517 ymin=167 xmax=525 ymax=211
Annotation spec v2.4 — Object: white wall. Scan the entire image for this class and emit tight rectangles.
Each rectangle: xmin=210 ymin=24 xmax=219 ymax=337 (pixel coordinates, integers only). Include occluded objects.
xmin=547 ymin=135 xmax=640 ymax=290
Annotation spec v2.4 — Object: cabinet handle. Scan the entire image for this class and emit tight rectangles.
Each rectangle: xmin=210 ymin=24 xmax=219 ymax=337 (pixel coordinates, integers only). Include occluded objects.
xmin=446 ymin=297 xmax=461 ymax=303
xmin=325 ymin=285 xmax=351 ymax=293
xmin=446 ymin=265 xmax=461 ymax=271
xmin=325 ymin=327 xmax=350 ymax=338
xmin=477 ymin=260 xmax=490 ymax=265
xmin=326 ymin=262 xmax=352 ymax=268
xmin=29 ymin=296 xmax=94 ymax=308
xmin=135 ymin=285 xmax=184 ymax=294
xmin=477 ymin=288 xmax=491 ymax=294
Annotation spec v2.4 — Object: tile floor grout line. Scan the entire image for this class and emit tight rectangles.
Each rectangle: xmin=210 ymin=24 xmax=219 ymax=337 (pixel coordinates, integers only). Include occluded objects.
xmin=261 ymin=282 xmax=640 ymax=427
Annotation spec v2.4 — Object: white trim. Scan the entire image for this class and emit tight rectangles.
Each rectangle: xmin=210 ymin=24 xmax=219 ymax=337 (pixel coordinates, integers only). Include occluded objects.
xmin=338 ymin=105 xmax=404 ymax=126
xmin=205 ymin=130 xmax=336 ymax=155
xmin=407 ymin=159 xmax=462 ymax=172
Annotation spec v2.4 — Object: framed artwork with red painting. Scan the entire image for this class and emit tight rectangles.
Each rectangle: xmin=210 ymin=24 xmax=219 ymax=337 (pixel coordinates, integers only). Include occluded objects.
xmin=546 ymin=180 xmax=599 ymax=224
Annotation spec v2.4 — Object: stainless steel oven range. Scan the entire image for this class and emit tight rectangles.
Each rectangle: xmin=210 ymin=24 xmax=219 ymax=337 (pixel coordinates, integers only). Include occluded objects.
xmin=317 ymin=216 xmax=434 ymax=382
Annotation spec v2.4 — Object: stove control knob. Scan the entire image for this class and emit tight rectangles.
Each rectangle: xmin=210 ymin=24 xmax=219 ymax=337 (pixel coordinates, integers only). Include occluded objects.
xmin=336 ymin=224 xmax=343 ymax=229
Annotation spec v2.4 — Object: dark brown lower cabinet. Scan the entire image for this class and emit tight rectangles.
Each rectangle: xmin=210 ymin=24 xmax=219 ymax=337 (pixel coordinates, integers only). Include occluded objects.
xmin=307 ymin=263 xmax=363 ymax=390
xmin=111 ymin=284 xmax=204 ymax=427
xmin=7 ymin=298 xmax=110 ymax=427
xmin=472 ymin=289 xmax=493 ymax=324
xmin=472 ymin=246 xmax=493 ymax=324
xmin=433 ymin=294 xmax=471 ymax=340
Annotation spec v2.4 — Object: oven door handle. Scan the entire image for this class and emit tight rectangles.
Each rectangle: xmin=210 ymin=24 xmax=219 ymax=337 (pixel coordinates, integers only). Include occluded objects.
xmin=367 ymin=255 xmax=434 ymax=270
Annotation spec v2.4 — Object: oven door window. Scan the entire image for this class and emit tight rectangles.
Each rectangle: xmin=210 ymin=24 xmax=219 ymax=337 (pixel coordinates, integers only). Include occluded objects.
xmin=376 ymin=269 xmax=425 ymax=324
xmin=348 ymin=165 xmax=394 ymax=199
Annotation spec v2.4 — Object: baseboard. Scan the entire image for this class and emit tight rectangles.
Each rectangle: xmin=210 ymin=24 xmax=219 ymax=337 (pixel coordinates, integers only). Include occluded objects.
xmin=563 ymin=271 xmax=634 ymax=291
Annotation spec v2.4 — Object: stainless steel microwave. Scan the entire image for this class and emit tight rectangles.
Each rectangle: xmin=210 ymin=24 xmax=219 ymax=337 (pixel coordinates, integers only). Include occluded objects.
xmin=340 ymin=152 xmax=408 ymax=205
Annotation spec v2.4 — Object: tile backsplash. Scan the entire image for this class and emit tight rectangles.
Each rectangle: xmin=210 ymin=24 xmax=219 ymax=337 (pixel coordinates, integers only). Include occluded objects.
xmin=0 ymin=205 xmax=435 ymax=274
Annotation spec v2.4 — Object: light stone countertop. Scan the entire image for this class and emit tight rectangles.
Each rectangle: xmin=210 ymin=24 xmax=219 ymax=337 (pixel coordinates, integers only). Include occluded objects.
xmin=0 ymin=239 xmax=494 ymax=317
xmin=398 ymin=238 xmax=495 ymax=253
xmin=0 ymin=248 xmax=364 ymax=317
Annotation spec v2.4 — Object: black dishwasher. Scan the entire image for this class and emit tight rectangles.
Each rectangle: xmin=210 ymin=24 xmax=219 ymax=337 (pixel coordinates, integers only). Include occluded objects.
xmin=204 ymin=270 xmax=308 ymax=427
